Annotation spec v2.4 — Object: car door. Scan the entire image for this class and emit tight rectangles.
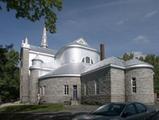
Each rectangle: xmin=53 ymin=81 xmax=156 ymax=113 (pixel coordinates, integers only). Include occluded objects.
xmin=121 ymin=103 xmax=140 ymax=120
xmin=134 ymin=103 xmax=148 ymax=120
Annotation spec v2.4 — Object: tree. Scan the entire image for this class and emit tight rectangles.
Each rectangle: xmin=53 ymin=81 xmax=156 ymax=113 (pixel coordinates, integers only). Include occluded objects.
xmin=0 ymin=45 xmax=19 ymax=102
xmin=0 ymin=0 xmax=62 ymax=33
xmin=121 ymin=53 xmax=134 ymax=61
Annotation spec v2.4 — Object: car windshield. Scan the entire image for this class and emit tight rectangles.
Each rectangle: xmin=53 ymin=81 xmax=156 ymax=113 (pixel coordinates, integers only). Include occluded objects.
xmin=93 ymin=103 xmax=125 ymax=116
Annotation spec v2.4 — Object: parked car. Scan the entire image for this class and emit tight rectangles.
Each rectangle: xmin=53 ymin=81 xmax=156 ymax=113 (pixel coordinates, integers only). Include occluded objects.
xmin=72 ymin=102 xmax=156 ymax=120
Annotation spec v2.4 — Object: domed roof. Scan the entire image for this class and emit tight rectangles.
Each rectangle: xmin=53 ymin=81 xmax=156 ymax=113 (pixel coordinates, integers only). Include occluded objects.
xmin=55 ymin=38 xmax=99 ymax=57
xmin=39 ymin=63 xmax=89 ymax=79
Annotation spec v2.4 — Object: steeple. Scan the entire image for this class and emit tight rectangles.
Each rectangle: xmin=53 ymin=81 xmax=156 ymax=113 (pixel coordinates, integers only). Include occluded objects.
xmin=21 ymin=37 xmax=30 ymax=48
xmin=41 ymin=27 xmax=48 ymax=48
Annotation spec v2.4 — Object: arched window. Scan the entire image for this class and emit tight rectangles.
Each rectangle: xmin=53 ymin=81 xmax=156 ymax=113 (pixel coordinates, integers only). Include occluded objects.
xmin=91 ymin=59 xmax=93 ymax=64
xmin=82 ymin=58 xmax=85 ymax=62
xmin=86 ymin=57 xmax=90 ymax=63
xmin=81 ymin=57 xmax=93 ymax=64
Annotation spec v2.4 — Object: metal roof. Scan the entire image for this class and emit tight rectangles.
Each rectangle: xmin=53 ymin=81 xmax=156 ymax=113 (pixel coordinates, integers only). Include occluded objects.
xmin=83 ymin=57 xmax=153 ymax=74
xmin=55 ymin=38 xmax=99 ymax=57
xmin=39 ymin=57 xmax=153 ymax=79
xmin=126 ymin=59 xmax=149 ymax=66
xmin=83 ymin=57 xmax=125 ymax=73
xmin=39 ymin=63 xmax=90 ymax=79
xmin=30 ymin=45 xmax=55 ymax=55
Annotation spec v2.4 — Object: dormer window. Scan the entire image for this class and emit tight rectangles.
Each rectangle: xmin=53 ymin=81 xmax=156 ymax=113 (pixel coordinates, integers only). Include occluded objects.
xmin=82 ymin=57 xmax=93 ymax=64
xmin=86 ymin=57 xmax=90 ymax=63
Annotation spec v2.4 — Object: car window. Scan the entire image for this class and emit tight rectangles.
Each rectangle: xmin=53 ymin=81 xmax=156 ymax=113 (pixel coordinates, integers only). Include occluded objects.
xmin=135 ymin=103 xmax=147 ymax=113
xmin=124 ymin=104 xmax=137 ymax=116
xmin=94 ymin=103 xmax=125 ymax=116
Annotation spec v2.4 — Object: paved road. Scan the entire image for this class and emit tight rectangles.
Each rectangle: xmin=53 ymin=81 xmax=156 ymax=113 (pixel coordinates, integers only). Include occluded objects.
xmin=1 ymin=105 xmax=159 ymax=120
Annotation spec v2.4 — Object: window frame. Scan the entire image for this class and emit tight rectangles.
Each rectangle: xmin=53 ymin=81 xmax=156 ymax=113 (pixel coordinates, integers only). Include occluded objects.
xmin=131 ymin=77 xmax=137 ymax=93
xmin=94 ymin=80 xmax=97 ymax=95
xmin=81 ymin=57 xmax=94 ymax=64
xmin=64 ymin=85 xmax=69 ymax=95
xmin=83 ymin=83 xmax=87 ymax=96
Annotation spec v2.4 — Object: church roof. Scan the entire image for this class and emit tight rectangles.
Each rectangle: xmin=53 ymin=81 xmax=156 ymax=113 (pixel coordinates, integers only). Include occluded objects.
xmin=125 ymin=59 xmax=153 ymax=68
xmin=30 ymin=45 xmax=55 ymax=55
xmin=55 ymin=38 xmax=99 ymax=57
xmin=82 ymin=57 xmax=153 ymax=74
xmin=39 ymin=63 xmax=89 ymax=79
xmin=68 ymin=38 xmax=89 ymax=47
xmin=83 ymin=57 xmax=125 ymax=74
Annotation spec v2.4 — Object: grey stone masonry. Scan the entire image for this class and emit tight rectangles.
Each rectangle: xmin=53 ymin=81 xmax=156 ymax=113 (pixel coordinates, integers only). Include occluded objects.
xmin=39 ymin=77 xmax=81 ymax=104
xmin=20 ymin=47 xmax=30 ymax=103
xmin=125 ymin=68 xmax=154 ymax=104
xmin=81 ymin=67 xmax=111 ymax=104
xmin=29 ymin=68 xmax=39 ymax=104
xmin=110 ymin=68 xmax=125 ymax=102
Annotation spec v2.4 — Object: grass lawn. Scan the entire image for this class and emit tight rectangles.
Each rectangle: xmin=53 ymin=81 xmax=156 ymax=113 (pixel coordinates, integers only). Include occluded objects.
xmin=0 ymin=103 xmax=64 ymax=112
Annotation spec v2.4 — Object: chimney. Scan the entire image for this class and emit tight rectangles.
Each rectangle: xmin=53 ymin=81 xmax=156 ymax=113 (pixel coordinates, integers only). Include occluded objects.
xmin=100 ymin=44 xmax=105 ymax=60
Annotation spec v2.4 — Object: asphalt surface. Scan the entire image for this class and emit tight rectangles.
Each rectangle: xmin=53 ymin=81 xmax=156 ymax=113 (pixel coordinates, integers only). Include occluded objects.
xmin=0 ymin=111 xmax=159 ymax=120
xmin=0 ymin=105 xmax=159 ymax=120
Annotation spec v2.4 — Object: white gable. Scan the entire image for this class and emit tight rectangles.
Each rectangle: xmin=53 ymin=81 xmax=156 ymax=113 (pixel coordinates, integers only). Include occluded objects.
xmin=74 ymin=38 xmax=88 ymax=46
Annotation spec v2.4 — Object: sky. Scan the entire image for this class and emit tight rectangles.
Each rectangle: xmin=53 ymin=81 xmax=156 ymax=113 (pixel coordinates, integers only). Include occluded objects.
xmin=0 ymin=0 xmax=159 ymax=57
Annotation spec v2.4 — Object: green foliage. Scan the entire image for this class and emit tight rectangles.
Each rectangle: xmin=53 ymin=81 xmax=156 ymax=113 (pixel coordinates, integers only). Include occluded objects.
xmin=0 ymin=45 xmax=19 ymax=102
xmin=0 ymin=0 xmax=62 ymax=33
xmin=121 ymin=53 xmax=134 ymax=61
xmin=0 ymin=104 xmax=64 ymax=112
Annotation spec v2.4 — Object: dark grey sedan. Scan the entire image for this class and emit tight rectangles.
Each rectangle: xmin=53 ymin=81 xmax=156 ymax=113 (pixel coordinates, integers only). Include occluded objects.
xmin=72 ymin=102 xmax=156 ymax=120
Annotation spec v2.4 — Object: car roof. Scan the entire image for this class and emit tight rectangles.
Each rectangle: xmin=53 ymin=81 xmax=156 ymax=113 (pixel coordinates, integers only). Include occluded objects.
xmin=106 ymin=102 xmax=145 ymax=106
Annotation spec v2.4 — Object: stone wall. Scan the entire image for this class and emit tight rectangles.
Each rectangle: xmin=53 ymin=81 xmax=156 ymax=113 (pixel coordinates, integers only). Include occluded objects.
xmin=39 ymin=76 xmax=81 ymax=104
xmin=20 ymin=47 xmax=30 ymax=103
xmin=125 ymin=68 xmax=154 ymax=104
xmin=110 ymin=68 xmax=125 ymax=102
xmin=29 ymin=68 xmax=39 ymax=104
xmin=81 ymin=67 xmax=111 ymax=104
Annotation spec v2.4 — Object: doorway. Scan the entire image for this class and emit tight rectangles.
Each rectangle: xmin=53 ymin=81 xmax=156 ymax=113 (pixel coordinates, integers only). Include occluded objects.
xmin=73 ymin=85 xmax=77 ymax=100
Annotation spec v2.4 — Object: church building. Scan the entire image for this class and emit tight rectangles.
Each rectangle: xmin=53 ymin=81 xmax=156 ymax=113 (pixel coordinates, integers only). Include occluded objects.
xmin=20 ymin=28 xmax=154 ymax=105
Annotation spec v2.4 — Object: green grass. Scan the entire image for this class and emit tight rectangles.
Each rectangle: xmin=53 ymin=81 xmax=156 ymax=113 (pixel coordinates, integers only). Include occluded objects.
xmin=0 ymin=103 xmax=64 ymax=112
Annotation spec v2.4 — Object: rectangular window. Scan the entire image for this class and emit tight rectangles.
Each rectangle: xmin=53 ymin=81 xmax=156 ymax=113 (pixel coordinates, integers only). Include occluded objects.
xmin=83 ymin=83 xmax=87 ymax=96
xmin=39 ymin=87 xmax=42 ymax=95
xmin=64 ymin=85 xmax=69 ymax=95
xmin=42 ymin=86 xmax=46 ymax=96
xmin=96 ymin=80 xmax=100 ymax=94
xmin=94 ymin=81 xmax=97 ymax=95
xmin=131 ymin=77 xmax=137 ymax=93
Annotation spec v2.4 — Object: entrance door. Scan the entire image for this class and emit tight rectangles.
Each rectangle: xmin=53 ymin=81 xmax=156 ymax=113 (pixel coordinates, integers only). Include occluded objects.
xmin=73 ymin=85 xmax=77 ymax=100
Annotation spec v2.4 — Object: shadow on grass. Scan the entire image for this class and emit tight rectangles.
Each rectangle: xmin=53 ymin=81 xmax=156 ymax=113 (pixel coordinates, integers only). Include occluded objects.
xmin=0 ymin=112 xmax=73 ymax=120
xmin=0 ymin=104 xmax=64 ymax=112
